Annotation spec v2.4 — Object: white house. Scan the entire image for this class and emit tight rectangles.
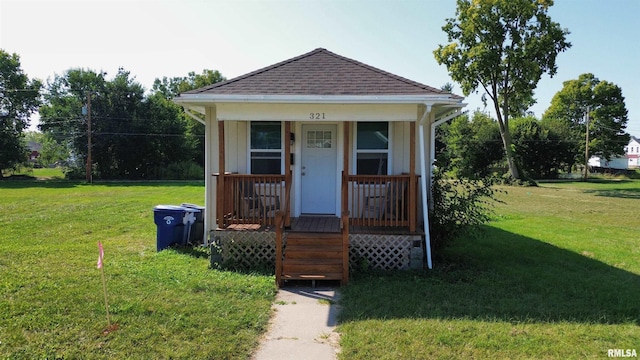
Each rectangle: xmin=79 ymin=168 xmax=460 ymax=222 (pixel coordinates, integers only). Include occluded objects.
xmin=625 ymin=136 xmax=640 ymax=168
xmin=173 ymin=48 xmax=466 ymax=285
xmin=589 ymin=136 xmax=640 ymax=170
xmin=588 ymin=156 xmax=628 ymax=170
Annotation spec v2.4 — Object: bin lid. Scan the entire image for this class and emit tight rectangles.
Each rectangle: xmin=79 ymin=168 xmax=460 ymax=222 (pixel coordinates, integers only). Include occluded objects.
xmin=154 ymin=205 xmax=186 ymax=211
xmin=180 ymin=203 xmax=205 ymax=210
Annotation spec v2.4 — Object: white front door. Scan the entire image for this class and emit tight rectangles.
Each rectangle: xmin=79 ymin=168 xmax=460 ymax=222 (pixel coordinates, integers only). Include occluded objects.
xmin=300 ymin=124 xmax=337 ymax=214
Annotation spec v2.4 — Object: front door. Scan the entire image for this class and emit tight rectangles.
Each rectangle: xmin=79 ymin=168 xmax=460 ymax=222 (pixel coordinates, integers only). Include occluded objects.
xmin=300 ymin=124 xmax=337 ymax=214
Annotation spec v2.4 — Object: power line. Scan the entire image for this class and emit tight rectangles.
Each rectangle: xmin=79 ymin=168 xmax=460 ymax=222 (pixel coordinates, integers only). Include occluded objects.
xmin=93 ymin=132 xmax=203 ymax=138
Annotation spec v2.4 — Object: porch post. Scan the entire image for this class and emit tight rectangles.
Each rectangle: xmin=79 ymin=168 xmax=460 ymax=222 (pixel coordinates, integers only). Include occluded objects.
xmin=342 ymin=122 xmax=350 ymax=213
xmin=419 ymin=106 xmax=433 ymax=269
xmin=284 ymin=121 xmax=292 ymax=227
xmin=206 ymin=107 xmax=219 ymax=242
xmin=217 ymin=120 xmax=225 ymax=229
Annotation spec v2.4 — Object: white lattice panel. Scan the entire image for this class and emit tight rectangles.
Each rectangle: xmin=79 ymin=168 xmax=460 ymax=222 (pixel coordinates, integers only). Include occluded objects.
xmin=349 ymin=234 xmax=415 ymax=270
xmin=215 ymin=230 xmax=421 ymax=271
xmin=215 ymin=231 xmax=286 ymax=268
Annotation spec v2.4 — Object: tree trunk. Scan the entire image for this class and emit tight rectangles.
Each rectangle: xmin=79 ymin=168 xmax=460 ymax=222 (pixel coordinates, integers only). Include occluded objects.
xmin=499 ymin=127 xmax=520 ymax=179
xmin=494 ymin=99 xmax=520 ymax=180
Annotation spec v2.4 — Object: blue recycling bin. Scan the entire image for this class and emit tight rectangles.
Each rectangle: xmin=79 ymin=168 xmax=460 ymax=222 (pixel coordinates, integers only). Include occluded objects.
xmin=153 ymin=205 xmax=187 ymax=251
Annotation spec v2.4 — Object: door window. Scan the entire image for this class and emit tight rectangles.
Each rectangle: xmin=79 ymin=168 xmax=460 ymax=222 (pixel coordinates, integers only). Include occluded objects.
xmin=306 ymin=130 xmax=332 ymax=149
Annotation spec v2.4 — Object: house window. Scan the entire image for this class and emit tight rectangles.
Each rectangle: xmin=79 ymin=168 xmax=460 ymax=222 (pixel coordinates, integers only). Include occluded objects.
xmin=356 ymin=122 xmax=389 ymax=175
xmin=250 ymin=121 xmax=282 ymax=174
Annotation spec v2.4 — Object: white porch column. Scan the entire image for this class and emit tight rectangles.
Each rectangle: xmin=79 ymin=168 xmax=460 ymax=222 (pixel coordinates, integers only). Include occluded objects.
xmin=418 ymin=105 xmax=433 ymax=269
xmin=204 ymin=106 xmax=218 ymax=244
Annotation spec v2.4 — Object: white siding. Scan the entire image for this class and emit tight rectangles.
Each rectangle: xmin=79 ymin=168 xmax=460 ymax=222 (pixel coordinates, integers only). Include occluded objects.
xmin=222 ymin=121 xmax=247 ymax=173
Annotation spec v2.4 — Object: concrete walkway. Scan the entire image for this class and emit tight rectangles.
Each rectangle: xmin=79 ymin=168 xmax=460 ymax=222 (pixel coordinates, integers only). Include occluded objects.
xmin=252 ymin=286 xmax=341 ymax=360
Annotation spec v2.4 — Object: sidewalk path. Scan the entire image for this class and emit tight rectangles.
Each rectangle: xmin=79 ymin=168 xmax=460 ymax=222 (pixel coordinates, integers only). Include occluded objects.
xmin=252 ymin=287 xmax=341 ymax=360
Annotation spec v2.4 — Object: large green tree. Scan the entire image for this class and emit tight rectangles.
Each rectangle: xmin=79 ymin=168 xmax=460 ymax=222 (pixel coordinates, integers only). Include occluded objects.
xmin=542 ymin=73 xmax=630 ymax=168
xmin=439 ymin=111 xmax=503 ymax=179
xmin=152 ymin=69 xmax=225 ymax=99
xmin=510 ymin=116 xmax=573 ymax=179
xmin=152 ymin=69 xmax=226 ymax=167
xmin=434 ymin=0 xmax=571 ymax=180
xmin=40 ymin=68 xmax=195 ymax=179
xmin=0 ymin=50 xmax=41 ymax=176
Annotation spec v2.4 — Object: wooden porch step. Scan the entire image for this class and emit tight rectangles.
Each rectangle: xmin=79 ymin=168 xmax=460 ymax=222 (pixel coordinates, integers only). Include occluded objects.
xmin=286 ymin=233 xmax=343 ymax=245
xmin=282 ymin=273 xmax=344 ymax=280
xmin=284 ymin=248 xmax=343 ymax=259
xmin=283 ymin=263 xmax=343 ymax=273
xmin=281 ymin=231 xmax=346 ymax=285
xmin=283 ymin=258 xmax=343 ymax=270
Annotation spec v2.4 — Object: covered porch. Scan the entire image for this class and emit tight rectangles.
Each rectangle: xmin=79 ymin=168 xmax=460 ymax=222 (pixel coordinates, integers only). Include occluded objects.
xmin=211 ymin=120 xmax=425 ymax=285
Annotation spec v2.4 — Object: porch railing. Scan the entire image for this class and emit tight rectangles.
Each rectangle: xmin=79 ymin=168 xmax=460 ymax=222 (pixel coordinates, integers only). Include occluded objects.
xmin=215 ymin=172 xmax=417 ymax=231
xmin=216 ymin=173 xmax=288 ymax=228
xmin=343 ymin=173 xmax=418 ymax=231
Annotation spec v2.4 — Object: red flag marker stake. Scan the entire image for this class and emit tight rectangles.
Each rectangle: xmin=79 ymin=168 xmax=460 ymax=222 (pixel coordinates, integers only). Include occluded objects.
xmin=97 ymin=242 xmax=112 ymax=330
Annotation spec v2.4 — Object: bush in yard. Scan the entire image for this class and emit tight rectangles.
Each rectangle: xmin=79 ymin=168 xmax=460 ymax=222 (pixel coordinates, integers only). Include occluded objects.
xmin=429 ymin=166 xmax=500 ymax=252
xmin=63 ymin=163 xmax=86 ymax=180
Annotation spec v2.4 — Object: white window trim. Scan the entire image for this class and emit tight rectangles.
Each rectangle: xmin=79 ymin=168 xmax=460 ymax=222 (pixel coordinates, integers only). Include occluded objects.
xmin=247 ymin=121 xmax=285 ymax=174
xmin=352 ymin=121 xmax=392 ymax=175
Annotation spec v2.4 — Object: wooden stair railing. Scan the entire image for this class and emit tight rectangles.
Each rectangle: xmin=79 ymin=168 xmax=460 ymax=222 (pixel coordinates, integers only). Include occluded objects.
xmin=275 ymin=211 xmax=284 ymax=287
xmin=341 ymin=211 xmax=350 ymax=285
xmin=275 ymin=173 xmax=292 ymax=287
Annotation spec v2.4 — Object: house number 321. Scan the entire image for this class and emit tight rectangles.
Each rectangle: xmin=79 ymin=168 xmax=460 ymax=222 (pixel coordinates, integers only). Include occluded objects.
xmin=309 ymin=112 xmax=325 ymax=119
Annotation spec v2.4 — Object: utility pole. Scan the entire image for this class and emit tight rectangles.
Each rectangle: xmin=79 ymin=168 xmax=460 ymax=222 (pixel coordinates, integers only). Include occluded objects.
xmin=85 ymin=91 xmax=92 ymax=183
xmin=583 ymin=105 xmax=590 ymax=181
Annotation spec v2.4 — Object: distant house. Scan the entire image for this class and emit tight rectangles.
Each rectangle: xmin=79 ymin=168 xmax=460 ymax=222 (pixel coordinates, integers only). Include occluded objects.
xmin=27 ymin=141 xmax=42 ymax=163
xmin=588 ymin=136 xmax=640 ymax=170
xmin=173 ymin=48 xmax=466 ymax=285
xmin=626 ymin=136 xmax=640 ymax=169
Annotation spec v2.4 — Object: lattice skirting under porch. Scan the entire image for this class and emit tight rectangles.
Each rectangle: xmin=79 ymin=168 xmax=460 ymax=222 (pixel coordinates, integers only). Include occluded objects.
xmin=212 ymin=230 xmax=424 ymax=271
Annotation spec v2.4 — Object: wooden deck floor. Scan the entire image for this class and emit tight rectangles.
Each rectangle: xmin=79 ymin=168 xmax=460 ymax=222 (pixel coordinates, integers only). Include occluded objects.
xmin=290 ymin=216 xmax=341 ymax=233
xmin=223 ymin=215 xmax=423 ymax=235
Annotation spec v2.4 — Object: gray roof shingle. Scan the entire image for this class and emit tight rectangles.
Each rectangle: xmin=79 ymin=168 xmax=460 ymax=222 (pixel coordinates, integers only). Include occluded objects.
xmin=183 ymin=48 xmax=461 ymax=98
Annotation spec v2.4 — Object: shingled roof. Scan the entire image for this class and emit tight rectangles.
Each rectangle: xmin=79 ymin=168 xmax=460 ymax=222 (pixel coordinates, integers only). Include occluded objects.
xmin=184 ymin=48 xmax=460 ymax=98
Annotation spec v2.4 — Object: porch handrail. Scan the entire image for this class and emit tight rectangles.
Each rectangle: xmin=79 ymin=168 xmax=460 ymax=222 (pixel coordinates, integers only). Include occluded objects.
xmin=344 ymin=174 xmax=418 ymax=231
xmin=275 ymin=211 xmax=284 ymax=287
xmin=214 ymin=173 xmax=287 ymax=228
xmin=275 ymin=173 xmax=292 ymax=287
xmin=341 ymin=210 xmax=349 ymax=285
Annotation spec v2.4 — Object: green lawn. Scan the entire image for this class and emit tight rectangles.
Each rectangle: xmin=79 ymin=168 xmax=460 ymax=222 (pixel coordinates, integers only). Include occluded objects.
xmin=32 ymin=167 xmax=66 ymax=180
xmin=0 ymin=181 xmax=276 ymax=359
xmin=1 ymin=166 xmax=65 ymax=180
xmin=338 ymin=179 xmax=640 ymax=359
xmin=2 ymin=179 xmax=639 ymax=359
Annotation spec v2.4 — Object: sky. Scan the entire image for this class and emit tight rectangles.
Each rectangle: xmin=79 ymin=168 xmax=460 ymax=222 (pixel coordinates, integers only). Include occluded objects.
xmin=1 ymin=0 xmax=639 ymax=135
